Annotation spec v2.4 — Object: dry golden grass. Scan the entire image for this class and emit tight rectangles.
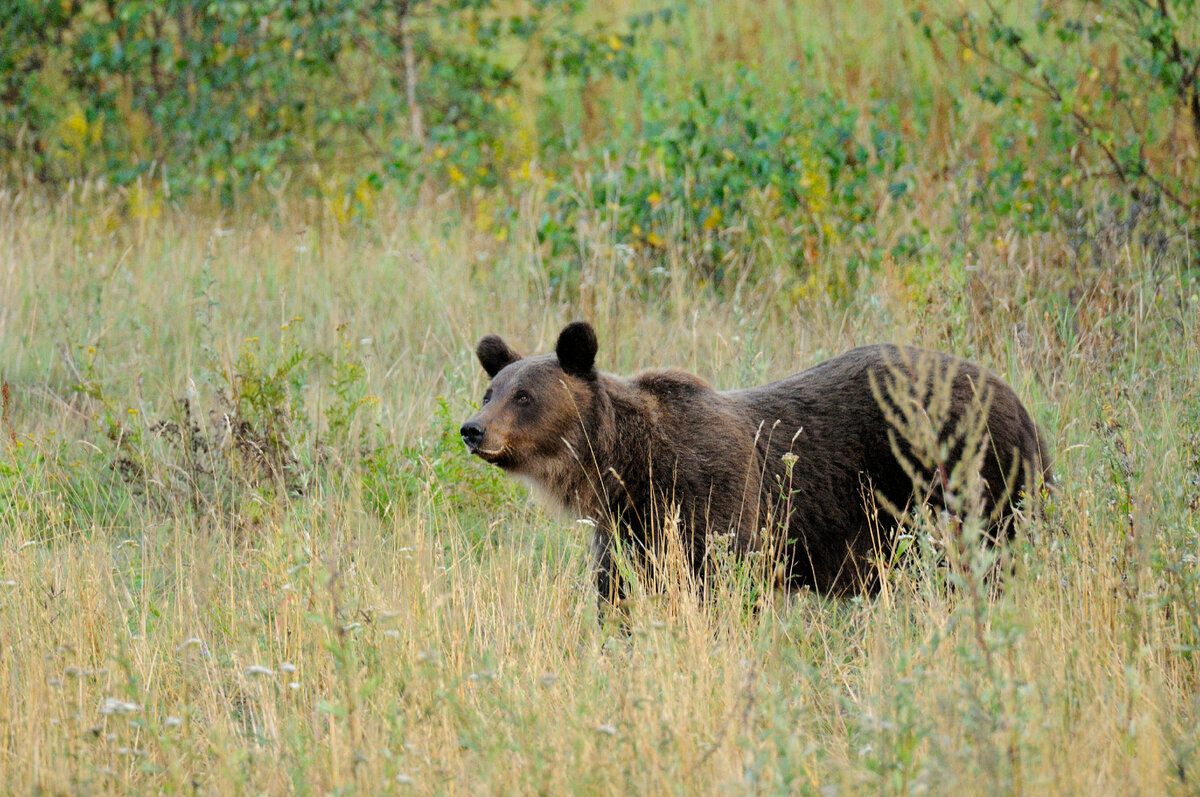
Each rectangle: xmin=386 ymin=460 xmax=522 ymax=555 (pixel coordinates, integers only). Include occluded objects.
xmin=1 ymin=179 xmax=1197 ymax=794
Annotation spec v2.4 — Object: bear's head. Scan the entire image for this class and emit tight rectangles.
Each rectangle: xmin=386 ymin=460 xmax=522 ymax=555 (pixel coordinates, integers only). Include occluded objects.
xmin=461 ymin=321 xmax=600 ymax=481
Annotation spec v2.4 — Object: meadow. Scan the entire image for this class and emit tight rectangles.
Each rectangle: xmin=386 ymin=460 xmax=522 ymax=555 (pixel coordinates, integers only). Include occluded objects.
xmin=2 ymin=0 xmax=1199 ymax=793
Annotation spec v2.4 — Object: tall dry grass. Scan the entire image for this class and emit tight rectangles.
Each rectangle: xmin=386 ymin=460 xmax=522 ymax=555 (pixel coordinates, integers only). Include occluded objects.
xmin=2 ymin=176 xmax=1197 ymax=793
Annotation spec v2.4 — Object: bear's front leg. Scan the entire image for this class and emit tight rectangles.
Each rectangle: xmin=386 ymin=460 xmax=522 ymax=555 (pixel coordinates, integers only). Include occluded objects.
xmin=591 ymin=524 xmax=627 ymax=626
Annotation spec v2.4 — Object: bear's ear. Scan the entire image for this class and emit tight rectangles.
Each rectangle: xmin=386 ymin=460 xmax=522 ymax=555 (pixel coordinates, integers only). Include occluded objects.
xmin=556 ymin=321 xmax=598 ymax=378
xmin=477 ymin=334 xmax=521 ymax=378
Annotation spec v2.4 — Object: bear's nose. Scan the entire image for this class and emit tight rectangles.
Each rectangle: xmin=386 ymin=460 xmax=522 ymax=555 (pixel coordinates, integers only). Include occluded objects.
xmin=460 ymin=421 xmax=484 ymax=448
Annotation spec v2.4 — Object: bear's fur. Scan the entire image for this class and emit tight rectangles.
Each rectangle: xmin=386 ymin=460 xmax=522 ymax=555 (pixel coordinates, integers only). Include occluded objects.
xmin=461 ymin=321 xmax=1051 ymax=608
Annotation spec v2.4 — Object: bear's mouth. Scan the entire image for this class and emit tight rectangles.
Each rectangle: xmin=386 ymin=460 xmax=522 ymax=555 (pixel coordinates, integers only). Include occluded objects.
xmin=471 ymin=444 xmax=510 ymax=466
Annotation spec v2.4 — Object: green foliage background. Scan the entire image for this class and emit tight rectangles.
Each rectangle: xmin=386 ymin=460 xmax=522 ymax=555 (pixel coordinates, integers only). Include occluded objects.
xmin=1 ymin=0 xmax=641 ymax=192
xmin=3 ymin=0 xmax=1197 ymax=288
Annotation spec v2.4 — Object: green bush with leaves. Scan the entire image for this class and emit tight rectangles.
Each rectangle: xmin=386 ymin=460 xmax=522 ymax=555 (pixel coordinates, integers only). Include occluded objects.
xmin=0 ymin=0 xmax=642 ymax=200
xmin=538 ymin=68 xmax=911 ymax=293
xmin=915 ymin=0 xmax=1200 ymax=225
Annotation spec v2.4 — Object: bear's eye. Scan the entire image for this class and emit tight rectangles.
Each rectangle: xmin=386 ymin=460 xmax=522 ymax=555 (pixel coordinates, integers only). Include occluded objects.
xmin=482 ymin=389 xmax=493 ymax=405
xmin=514 ymin=391 xmax=532 ymax=406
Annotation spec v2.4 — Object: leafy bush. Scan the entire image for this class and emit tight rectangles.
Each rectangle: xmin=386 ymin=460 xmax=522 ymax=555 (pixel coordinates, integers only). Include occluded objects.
xmin=537 ymin=67 xmax=911 ymax=293
xmin=47 ymin=320 xmax=514 ymax=535
xmin=51 ymin=320 xmax=379 ymax=527
xmin=0 ymin=0 xmax=645 ymax=201
xmin=915 ymin=0 xmax=1200 ymax=225
xmin=361 ymin=398 xmax=519 ymax=528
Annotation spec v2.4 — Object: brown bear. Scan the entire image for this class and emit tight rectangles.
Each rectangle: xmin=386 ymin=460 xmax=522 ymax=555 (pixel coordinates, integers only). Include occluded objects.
xmin=461 ymin=321 xmax=1051 ymax=610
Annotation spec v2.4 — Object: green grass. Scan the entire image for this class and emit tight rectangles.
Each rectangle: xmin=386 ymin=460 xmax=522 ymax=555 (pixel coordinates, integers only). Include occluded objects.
xmin=2 ymin=0 xmax=1200 ymax=793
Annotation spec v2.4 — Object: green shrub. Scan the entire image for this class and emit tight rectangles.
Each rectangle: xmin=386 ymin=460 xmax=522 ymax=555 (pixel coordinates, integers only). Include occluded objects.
xmin=0 ymin=0 xmax=650 ymax=203
xmin=537 ymin=67 xmax=911 ymax=295
xmin=916 ymin=0 xmax=1200 ymax=226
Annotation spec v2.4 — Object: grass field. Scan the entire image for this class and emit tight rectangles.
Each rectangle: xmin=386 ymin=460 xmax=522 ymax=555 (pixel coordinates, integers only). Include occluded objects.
xmin=3 ymin=0 xmax=1200 ymax=793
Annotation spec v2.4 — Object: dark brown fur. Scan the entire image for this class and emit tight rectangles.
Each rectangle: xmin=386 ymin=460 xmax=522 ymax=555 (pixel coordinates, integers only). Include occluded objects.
xmin=461 ymin=322 xmax=1052 ymax=609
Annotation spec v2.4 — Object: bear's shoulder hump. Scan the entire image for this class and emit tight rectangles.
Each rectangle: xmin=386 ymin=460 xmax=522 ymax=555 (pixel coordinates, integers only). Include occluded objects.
xmin=631 ymin=369 xmax=713 ymax=396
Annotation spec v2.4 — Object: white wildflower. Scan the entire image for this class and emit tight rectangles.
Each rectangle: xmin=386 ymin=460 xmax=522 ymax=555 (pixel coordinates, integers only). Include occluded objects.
xmin=175 ymin=637 xmax=203 ymax=653
xmin=98 ymin=698 xmax=140 ymax=716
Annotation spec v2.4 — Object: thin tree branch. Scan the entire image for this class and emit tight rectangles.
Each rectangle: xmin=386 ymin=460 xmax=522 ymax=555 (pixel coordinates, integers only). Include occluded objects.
xmin=398 ymin=0 xmax=424 ymax=145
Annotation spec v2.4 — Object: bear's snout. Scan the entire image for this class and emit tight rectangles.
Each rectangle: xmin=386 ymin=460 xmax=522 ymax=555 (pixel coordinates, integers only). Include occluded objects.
xmin=460 ymin=421 xmax=485 ymax=450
